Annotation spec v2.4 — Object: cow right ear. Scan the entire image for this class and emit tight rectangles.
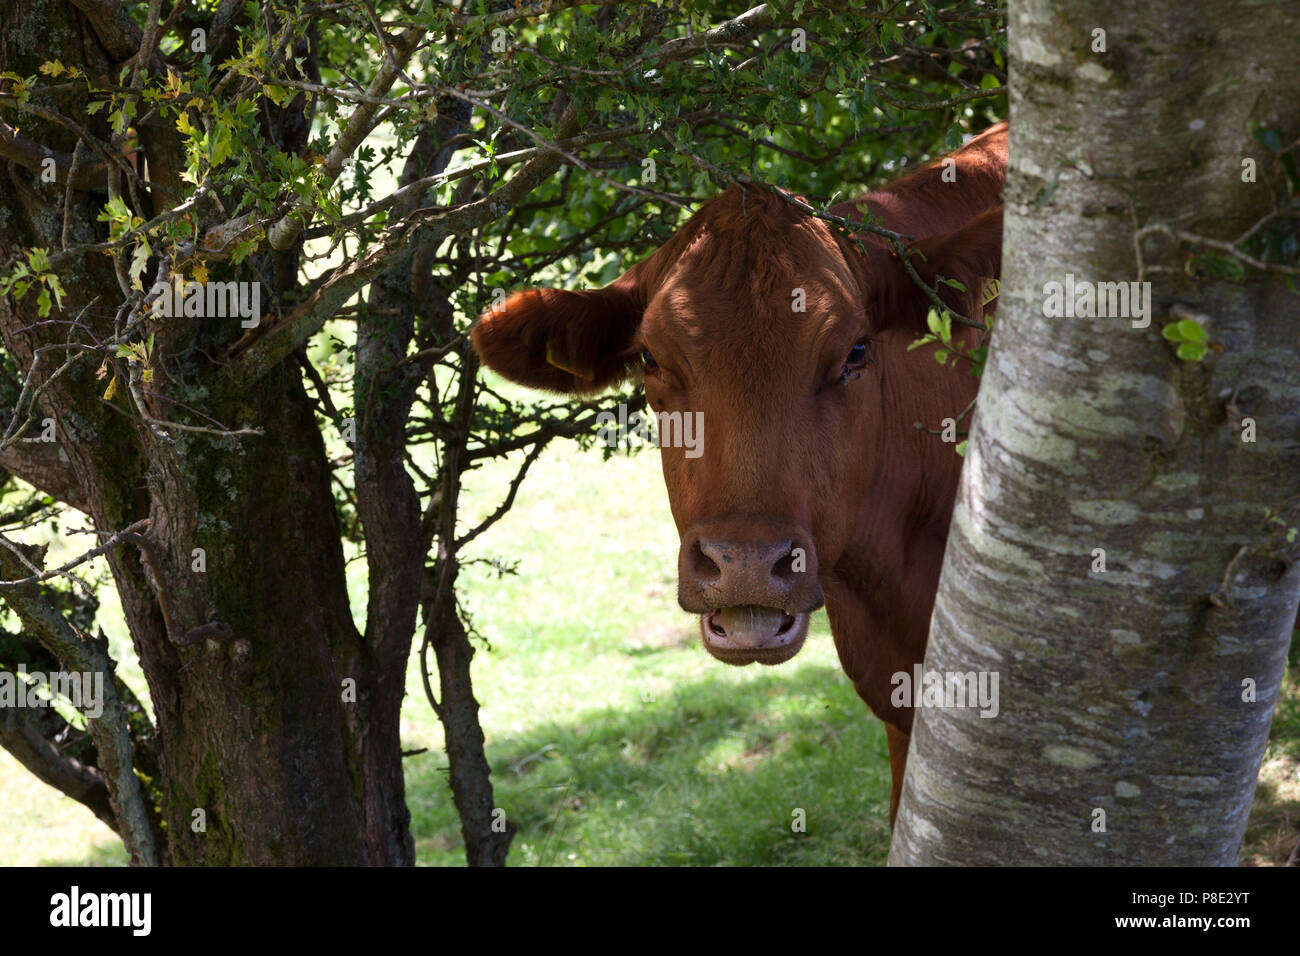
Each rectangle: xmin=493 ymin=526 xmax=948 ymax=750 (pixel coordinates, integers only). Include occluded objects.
xmin=871 ymin=205 xmax=1003 ymax=331
xmin=470 ymin=280 xmax=644 ymax=394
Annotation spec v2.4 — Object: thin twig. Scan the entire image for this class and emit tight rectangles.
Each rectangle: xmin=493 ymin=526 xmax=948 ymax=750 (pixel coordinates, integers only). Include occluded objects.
xmin=1136 ymin=222 xmax=1300 ymax=276
xmin=0 ymin=519 xmax=150 ymax=588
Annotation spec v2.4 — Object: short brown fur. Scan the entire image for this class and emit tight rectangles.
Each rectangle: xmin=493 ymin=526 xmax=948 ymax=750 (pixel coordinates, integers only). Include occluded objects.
xmin=473 ymin=123 xmax=1008 ymax=827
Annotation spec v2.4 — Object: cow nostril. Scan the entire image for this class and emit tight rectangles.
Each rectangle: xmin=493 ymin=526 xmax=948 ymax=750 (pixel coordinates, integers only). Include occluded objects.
xmin=708 ymin=614 xmax=727 ymax=637
xmin=771 ymin=539 xmax=813 ymax=583
xmin=772 ymin=551 xmax=796 ymax=581
xmin=690 ymin=541 xmax=722 ymax=583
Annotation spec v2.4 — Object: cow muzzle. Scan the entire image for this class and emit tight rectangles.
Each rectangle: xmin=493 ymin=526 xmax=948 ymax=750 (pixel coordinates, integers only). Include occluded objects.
xmin=678 ymin=522 xmax=824 ymax=666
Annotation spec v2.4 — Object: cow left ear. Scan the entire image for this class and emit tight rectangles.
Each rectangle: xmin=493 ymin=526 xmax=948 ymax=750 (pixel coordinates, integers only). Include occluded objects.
xmin=874 ymin=205 xmax=1003 ymax=329
xmin=470 ymin=277 xmax=644 ymax=394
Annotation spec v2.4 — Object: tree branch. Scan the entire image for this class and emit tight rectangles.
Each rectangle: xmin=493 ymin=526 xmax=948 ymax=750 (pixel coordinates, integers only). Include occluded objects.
xmin=0 ymin=519 xmax=149 ymax=588
xmin=0 ymin=122 xmax=107 ymax=190
xmin=0 ymin=704 xmax=118 ymax=832
xmin=223 ymin=102 xmax=582 ymax=383
xmin=0 ymin=543 xmax=159 ymax=865
xmin=265 ymin=25 xmax=426 ymax=251
xmin=0 ymin=440 xmax=85 ymax=510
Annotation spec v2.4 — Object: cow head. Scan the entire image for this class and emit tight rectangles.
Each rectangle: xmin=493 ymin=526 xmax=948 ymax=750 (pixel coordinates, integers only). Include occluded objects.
xmin=472 ymin=185 xmax=1001 ymax=667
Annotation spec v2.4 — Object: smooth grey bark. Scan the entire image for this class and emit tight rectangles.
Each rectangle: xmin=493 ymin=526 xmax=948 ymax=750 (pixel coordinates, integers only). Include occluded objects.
xmin=891 ymin=0 xmax=1300 ymax=865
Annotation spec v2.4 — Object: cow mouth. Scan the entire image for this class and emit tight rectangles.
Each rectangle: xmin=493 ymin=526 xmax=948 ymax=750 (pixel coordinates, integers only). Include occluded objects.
xmin=699 ymin=606 xmax=810 ymax=666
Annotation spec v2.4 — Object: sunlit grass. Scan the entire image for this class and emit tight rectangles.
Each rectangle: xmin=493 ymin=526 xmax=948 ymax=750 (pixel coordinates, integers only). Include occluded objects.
xmin=0 ymin=427 xmax=892 ymax=866
xmin=404 ymin=427 xmax=893 ymax=865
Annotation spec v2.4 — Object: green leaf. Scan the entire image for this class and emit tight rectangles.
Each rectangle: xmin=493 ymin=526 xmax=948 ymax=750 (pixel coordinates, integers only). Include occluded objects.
xmin=47 ymin=275 xmax=66 ymax=311
xmin=1162 ymin=318 xmax=1208 ymax=344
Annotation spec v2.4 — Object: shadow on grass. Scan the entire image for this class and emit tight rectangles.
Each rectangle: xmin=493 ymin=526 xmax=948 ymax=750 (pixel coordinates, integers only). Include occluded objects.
xmin=30 ymin=659 xmax=1298 ymax=866
xmin=407 ymin=661 xmax=894 ymax=866
xmin=1242 ymin=771 xmax=1300 ymax=866
xmin=1240 ymin=663 xmax=1300 ymax=866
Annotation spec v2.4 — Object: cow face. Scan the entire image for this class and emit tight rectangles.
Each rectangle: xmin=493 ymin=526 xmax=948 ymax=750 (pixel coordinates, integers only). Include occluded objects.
xmin=472 ymin=186 xmax=1000 ymax=667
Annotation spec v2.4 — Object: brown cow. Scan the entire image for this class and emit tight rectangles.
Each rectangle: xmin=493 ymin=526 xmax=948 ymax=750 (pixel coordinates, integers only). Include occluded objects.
xmin=472 ymin=122 xmax=1007 ymax=824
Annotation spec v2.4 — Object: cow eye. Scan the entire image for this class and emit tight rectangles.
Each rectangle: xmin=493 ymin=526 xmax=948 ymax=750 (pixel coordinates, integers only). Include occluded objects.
xmin=641 ymin=349 xmax=659 ymax=372
xmin=839 ymin=340 xmax=870 ymax=383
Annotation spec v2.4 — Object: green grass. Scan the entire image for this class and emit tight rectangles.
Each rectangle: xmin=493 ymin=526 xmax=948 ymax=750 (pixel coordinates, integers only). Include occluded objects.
xmin=1241 ymin=638 xmax=1300 ymax=866
xmin=0 ymin=430 xmax=1295 ymax=866
xmin=0 ymin=435 xmax=892 ymax=866
xmin=412 ymin=436 xmax=893 ymax=865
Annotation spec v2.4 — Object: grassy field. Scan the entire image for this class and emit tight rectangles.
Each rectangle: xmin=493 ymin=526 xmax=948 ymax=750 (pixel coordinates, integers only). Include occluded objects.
xmin=0 ymin=433 xmax=1295 ymax=866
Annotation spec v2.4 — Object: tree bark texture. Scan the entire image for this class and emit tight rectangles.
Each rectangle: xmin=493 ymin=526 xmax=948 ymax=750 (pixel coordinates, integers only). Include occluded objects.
xmin=0 ymin=0 xmax=410 ymax=864
xmin=891 ymin=0 xmax=1300 ymax=865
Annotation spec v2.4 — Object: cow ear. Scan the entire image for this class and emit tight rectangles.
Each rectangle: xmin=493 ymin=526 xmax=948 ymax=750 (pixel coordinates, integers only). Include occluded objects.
xmin=470 ymin=278 xmax=644 ymax=394
xmin=873 ymin=206 xmax=1003 ymax=330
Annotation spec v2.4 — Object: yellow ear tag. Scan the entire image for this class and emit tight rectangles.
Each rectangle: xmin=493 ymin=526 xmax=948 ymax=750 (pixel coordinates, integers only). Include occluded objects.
xmin=980 ymin=277 xmax=1001 ymax=307
xmin=546 ymin=338 xmax=594 ymax=381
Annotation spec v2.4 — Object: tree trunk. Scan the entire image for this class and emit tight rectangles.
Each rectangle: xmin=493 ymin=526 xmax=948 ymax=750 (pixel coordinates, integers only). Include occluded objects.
xmin=350 ymin=97 xmax=472 ymax=867
xmin=0 ymin=0 xmax=411 ymax=864
xmin=421 ymin=342 xmax=517 ymax=867
xmin=891 ymin=0 xmax=1300 ymax=865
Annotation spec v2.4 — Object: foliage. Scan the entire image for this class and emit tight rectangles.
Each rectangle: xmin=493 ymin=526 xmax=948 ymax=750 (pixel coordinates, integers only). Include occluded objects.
xmin=1162 ymin=317 xmax=1209 ymax=361
xmin=0 ymin=0 xmax=1009 ymax=863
